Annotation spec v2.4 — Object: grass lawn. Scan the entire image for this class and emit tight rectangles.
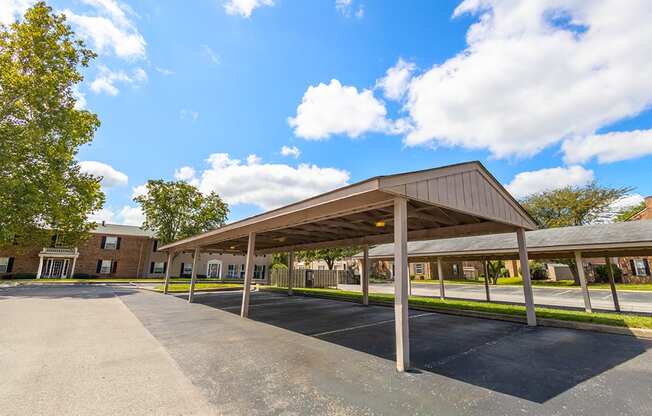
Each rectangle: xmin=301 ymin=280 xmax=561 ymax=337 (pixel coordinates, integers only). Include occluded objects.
xmin=263 ymin=286 xmax=652 ymax=330
xmin=413 ymin=278 xmax=652 ymax=291
xmin=1 ymin=278 xmax=239 ymax=284
xmin=152 ymin=283 xmax=243 ymax=293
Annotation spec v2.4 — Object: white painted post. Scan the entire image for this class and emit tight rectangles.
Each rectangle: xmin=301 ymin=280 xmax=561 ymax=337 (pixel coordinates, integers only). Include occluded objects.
xmin=516 ymin=228 xmax=536 ymax=326
xmin=241 ymin=232 xmax=256 ymax=318
xmin=437 ymin=257 xmax=445 ymax=300
xmin=605 ymin=257 xmax=620 ymax=312
xmin=362 ymin=246 xmax=369 ymax=306
xmin=288 ymin=251 xmax=294 ymax=296
xmin=69 ymin=256 xmax=78 ymax=279
xmin=187 ymin=248 xmax=200 ymax=303
xmin=36 ymin=256 xmax=44 ymax=279
xmin=163 ymin=251 xmax=173 ymax=294
xmin=394 ymin=197 xmax=410 ymax=372
xmin=574 ymin=251 xmax=592 ymax=313
xmin=483 ymin=260 xmax=491 ymax=302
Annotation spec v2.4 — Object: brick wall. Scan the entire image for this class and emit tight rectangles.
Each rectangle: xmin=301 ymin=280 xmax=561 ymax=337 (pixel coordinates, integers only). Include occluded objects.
xmin=75 ymin=234 xmax=153 ymax=278
xmin=0 ymin=247 xmax=41 ymax=277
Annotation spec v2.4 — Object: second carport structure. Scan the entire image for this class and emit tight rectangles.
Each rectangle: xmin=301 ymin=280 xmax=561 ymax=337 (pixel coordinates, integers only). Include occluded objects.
xmin=158 ymin=161 xmax=538 ymax=372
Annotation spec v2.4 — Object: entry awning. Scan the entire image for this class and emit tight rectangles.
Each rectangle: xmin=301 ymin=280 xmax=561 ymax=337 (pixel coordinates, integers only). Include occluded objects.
xmin=158 ymin=161 xmax=537 ymax=254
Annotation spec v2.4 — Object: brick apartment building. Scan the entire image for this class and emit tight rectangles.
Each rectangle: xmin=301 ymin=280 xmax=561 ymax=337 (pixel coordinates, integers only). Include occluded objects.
xmin=0 ymin=223 xmax=271 ymax=281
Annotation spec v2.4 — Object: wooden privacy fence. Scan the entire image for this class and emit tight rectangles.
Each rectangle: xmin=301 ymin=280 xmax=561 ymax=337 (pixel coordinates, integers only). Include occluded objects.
xmin=271 ymin=269 xmax=357 ymax=288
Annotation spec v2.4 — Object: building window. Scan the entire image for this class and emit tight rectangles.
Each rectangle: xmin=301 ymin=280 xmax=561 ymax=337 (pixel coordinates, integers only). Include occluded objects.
xmin=153 ymin=262 xmax=165 ymax=274
xmin=452 ymin=264 xmax=459 ymax=276
xmin=254 ymin=265 xmax=266 ymax=279
xmin=634 ymin=259 xmax=648 ymax=276
xmin=414 ymin=263 xmax=424 ymax=274
xmin=183 ymin=263 xmax=193 ymax=275
xmin=100 ymin=260 xmax=112 ymax=274
xmin=104 ymin=236 xmax=118 ymax=250
xmin=240 ymin=264 xmax=245 ymax=278
xmin=0 ymin=257 xmax=9 ymax=273
xmin=227 ymin=264 xmax=237 ymax=278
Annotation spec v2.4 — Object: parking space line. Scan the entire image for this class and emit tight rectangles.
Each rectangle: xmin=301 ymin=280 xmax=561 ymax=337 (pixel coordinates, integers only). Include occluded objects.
xmin=311 ymin=313 xmax=436 ymax=337
xmin=556 ymin=290 xmax=573 ymax=296
xmin=221 ymin=297 xmax=314 ymax=310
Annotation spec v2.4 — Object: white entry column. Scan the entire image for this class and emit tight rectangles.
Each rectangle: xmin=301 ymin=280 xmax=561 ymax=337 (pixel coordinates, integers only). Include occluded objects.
xmin=241 ymin=232 xmax=256 ymax=318
xmin=437 ymin=257 xmax=445 ymax=300
xmin=163 ymin=251 xmax=173 ymax=294
xmin=36 ymin=256 xmax=44 ymax=279
xmin=394 ymin=197 xmax=410 ymax=372
xmin=516 ymin=228 xmax=536 ymax=326
xmin=187 ymin=248 xmax=201 ymax=303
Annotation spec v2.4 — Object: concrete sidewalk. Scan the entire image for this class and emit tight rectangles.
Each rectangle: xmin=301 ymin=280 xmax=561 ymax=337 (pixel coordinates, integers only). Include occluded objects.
xmin=0 ymin=285 xmax=217 ymax=416
xmin=339 ymin=282 xmax=652 ymax=313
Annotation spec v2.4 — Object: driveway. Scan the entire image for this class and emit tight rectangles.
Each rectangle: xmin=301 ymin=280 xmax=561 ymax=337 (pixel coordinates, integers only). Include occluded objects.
xmin=338 ymin=282 xmax=652 ymax=313
xmin=3 ymin=284 xmax=651 ymax=415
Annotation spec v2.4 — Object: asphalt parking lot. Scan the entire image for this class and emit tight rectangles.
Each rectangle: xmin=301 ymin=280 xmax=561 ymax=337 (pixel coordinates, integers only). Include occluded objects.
xmin=3 ymin=284 xmax=652 ymax=415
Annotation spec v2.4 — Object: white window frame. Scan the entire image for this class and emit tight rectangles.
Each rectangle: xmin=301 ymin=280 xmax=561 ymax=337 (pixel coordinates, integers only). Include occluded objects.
xmin=183 ymin=263 xmax=193 ymax=275
xmin=100 ymin=260 xmax=112 ymax=274
xmin=414 ymin=263 xmax=425 ymax=274
xmin=634 ymin=259 xmax=647 ymax=276
xmin=153 ymin=262 xmax=165 ymax=274
xmin=0 ymin=257 xmax=8 ymax=273
xmin=227 ymin=264 xmax=237 ymax=278
xmin=206 ymin=260 xmax=222 ymax=278
xmin=104 ymin=236 xmax=118 ymax=250
xmin=253 ymin=265 xmax=266 ymax=280
xmin=240 ymin=264 xmax=245 ymax=278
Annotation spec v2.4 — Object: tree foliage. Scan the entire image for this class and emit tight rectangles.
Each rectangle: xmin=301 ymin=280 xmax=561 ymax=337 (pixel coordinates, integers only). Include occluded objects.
xmin=614 ymin=201 xmax=646 ymax=222
xmin=0 ymin=2 xmax=103 ymax=249
xmin=521 ymin=183 xmax=632 ymax=228
xmin=134 ymin=180 xmax=229 ymax=245
xmin=295 ymin=247 xmax=360 ymax=270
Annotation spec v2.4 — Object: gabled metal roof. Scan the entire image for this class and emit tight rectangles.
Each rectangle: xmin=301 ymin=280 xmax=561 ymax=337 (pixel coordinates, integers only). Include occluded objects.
xmin=362 ymin=221 xmax=652 ymax=260
xmin=158 ymin=161 xmax=536 ymax=253
xmin=92 ymin=223 xmax=156 ymax=238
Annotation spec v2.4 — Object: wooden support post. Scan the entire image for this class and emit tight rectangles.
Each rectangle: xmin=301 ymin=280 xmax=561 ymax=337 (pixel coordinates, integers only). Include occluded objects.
xmin=574 ymin=251 xmax=592 ymax=313
xmin=240 ymin=232 xmax=256 ymax=318
xmin=187 ymin=248 xmax=200 ymax=303
xmin=483 ymin=260 xmax=491 ymax=302
xmin=605 ymin=257 xmax=620 ymax=312
xmin=288 ymin=251 xmax=294 ymax=296
xmin=163 ymin=251 xmax=173 ymax=294
xmin=394 ymin=197 xmax=410 ymax=372
xmin=362 ymin=246 xmax=369 ymax=306
xmin=516 ymin=228 xmax=536 ymax=326
xmin=437 ymin=257 xmax=445 ymax=300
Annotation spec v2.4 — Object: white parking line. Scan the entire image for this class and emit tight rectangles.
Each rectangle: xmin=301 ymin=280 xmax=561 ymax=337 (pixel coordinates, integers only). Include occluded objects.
xmin=311 ymin=313 xmax=437 ymax=337
xmin=221 ymin=297 xmax=314 ymax=310
xmin=556 ymin=290 xmax=573 ymax=296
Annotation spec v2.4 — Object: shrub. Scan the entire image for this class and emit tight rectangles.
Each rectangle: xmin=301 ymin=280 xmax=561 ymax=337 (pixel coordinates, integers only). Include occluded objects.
xmin=73 ymin=273 xmax=98 ymax=279
xmin=1 ymin=273 xmax=36 ymax=279
xmin=593 ymin=264 xmax=622 ymax=283
xmin=530 ymin=262 xmax=548 ymax=280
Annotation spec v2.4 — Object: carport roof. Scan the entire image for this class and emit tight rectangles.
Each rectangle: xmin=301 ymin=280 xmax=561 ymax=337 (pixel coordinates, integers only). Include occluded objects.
xmin=361 ymin=220 xmax=652 ymax=261
xmin=158 ymin=161 xmax=537 ymax=254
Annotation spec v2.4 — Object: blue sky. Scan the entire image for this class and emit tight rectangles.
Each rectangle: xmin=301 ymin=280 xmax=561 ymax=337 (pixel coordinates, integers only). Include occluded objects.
xmin=4 ymin=0 xmax=652 ymax=224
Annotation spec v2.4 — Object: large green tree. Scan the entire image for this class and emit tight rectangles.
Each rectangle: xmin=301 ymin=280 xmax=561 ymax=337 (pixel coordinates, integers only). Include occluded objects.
xmin=296 ymin=247 xmax=360 ymax=270
xmin=0 ymin=2 xmax=103 ymax=249
xmin=521 ymin=183 xmax=632 ymax=228
xmin=134 ymin=180 xmax=229 ymax=245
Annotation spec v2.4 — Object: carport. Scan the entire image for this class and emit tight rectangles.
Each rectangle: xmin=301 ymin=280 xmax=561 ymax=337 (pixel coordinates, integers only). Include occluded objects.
xmin=158 ymin=161 xmax=538 ymax=371
xmin=364 ymin=221 xmax=652 ymax=313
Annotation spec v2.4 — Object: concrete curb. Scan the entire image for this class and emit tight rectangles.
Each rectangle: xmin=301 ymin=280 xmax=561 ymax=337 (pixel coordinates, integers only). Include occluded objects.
xmin=261 ymin=288 xmax=652 ymax=340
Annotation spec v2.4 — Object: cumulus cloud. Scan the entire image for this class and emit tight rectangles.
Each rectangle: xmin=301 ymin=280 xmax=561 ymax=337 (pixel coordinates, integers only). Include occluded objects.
xmin=131 ymin=184 xmax=148 ymax=199
xmin=562 ymin=129 xmax=652 ymax=164
xmin=280 ymin=145 xmax=301 ymax=158
xmin=505 ymin=166 xmax=594 ymax=199
xmin=89 ymin=205 xmax=144 ymax=226
xmin=224 ymin=0 xmax=273 ymax=18
xmin=179 ymin=153 xmax=350 ymax=210
xmin=90 ymin=65 xmax=147 ymax=95
xmin=335 ymin=0 xmax=364 ymax=18
xmin=0 ymin=0 xmax=33 ymax=24
xmin=289 ymin=79 xmax=405 ymax=140
xmin=401 ymin=0 xmax=652 ymax=158
xmin=63 ymin=0 xmax=146 ymax=60
xmin=155 ymin=66 xmax=175 ymax=76
xmin=376 ymin=58 xmax=416 ymax=101
xmin=79 ymin=161 xmax=128 ymax=187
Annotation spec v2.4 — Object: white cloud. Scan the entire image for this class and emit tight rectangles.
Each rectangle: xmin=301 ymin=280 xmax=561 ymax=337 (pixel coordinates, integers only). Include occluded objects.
xmin=280 ymin=145 xmax=301 ymax=158
xmin=400 ymin=0 xmax=652 ymax=158
xmin=79 ymin=161 xmax=128 ymax=187
xmin=224 ymin=0 xmax=273 ymax=18
xmin=174 ymin=166 xmax=197 ymax=182
xmin=289 ymin=79 xmax=403 ymax=140
xmin=562 ymin=129 xmax=652 ymax=164
xmin=131 ymin=184 xmax=148 ymax=199
xmin=376 ymin=58 xmax=416 ymax=101
xmin=0 ymin=0 xmax=33 ymax=25
xmin=72 ymin=87 xmax=87 ymax=110
xmin=89 ymin=205 xmax=144 ymax=226
xmin=63 ymin=0 xmax=146 ymax=60
xmin=181 ymin=153 xmax=350 ymax=210
xmin=336 ymin=0 xmax=364 ymax=19
xmin=201 ymin=45 xmax=220 ymax=64
xmin=505 ymin=166 xmax=594 ymax=199
xmin=155 ymin=66 xmax=175 ymax=76
xmin=90 ymin=65 xmax=147 ymax=95
xmin=180 ymin=109 xmax=199 ymax=122
xmin=611 ymin=194 xmax=645 ymax=211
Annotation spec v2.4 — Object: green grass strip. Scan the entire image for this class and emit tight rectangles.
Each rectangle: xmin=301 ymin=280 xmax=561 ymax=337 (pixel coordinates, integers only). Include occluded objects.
xmin=152 ymin=283 xmax=243 ymax=293
xmin=410 ymin=278 xmax=652 ymax=291
xmin=263 ymin=286 xmax=652 ymax=330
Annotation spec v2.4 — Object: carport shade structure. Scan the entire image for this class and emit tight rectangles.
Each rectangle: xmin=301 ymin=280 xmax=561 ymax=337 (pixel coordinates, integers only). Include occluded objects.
xmin=157 ymin=161 xmax=538 ymax=372
xmin=363 ymin=221 xmax=652 ymax=313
